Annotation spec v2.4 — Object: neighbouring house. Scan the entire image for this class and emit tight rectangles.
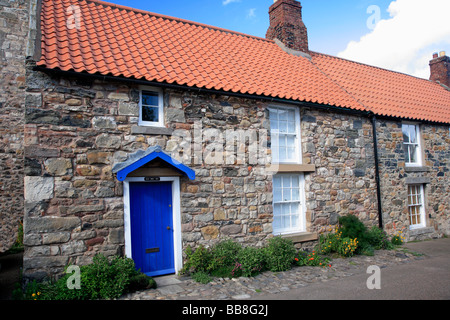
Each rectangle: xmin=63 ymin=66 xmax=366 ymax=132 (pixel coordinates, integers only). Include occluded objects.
xmin=0 ymin=0 xmax=448 ymax=280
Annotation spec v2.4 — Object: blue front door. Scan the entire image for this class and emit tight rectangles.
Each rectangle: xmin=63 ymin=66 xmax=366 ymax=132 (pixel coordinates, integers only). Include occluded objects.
xmin=129 ymin=182 xmax=175 ymax=277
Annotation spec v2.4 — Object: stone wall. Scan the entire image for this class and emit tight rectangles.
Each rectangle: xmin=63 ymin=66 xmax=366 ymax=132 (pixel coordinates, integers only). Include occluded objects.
xmin=22 ymin=65 xmax=389 ymax=278
xmin=301 ymin=109 xmax=379 ymax=234
xmin=376 ymin=119 xmax=450 ymax=240
xmin=22 ymin=68 xmax=276 ymax=279
xmin=0 ymin=0 xmax=30 ymax=252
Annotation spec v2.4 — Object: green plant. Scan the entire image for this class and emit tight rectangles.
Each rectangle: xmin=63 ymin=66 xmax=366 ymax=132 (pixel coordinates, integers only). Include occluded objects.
xmin=295 ymin=250 xmax=330 ymax=267
xmin=391 ymin=230 xmax=405 ymax=246
xmin=15 ymin=254 xmax=154 ymax=300
xmin=181 ymin=245 xmax=212 ymax=274
xmin=339 ymin=215 xmax=367 ymax=242
xmin=191 ymin=271 xmax=212 ymax=284
xmin=236 ymin=246 xmax=266 ymax=277
xmin=337 ymin=237 xmax=358 ymax=257
xmin=391 ymin=235 xmax=403 ymax=246
xmin=127 ymin=273 xmax=157 ymax=292
xmin=208 ymin=240 xmax=241 ymax=271
xmin=366 ymin=226 xmax=393 ymax=250
xmin=318 ymin=227 xmax=342 ymax=254
xmin=264 ymin=237 xmax=296 ymax=272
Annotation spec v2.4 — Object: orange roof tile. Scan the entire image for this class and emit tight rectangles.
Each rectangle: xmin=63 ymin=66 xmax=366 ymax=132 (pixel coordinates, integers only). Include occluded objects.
xmin=37 ymin=0 xmax=364 ymax=111
xmin=310 ymin=52 xmax=450 ymax=124
xmin=37 ymin=0 xmax=450 ymax=124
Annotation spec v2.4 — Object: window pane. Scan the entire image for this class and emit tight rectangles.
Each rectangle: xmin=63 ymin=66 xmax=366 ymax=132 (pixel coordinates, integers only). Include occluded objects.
xmin=273 ymin=176 xmax=281 ymax=189
xmin=282 ymin=175 xmax=290 ymax=188
xmin=279 ymin=135 xmax=286 ymax=147
xmin=279 ymin=109 xmax=288 ymax=121
xmin=142 ymin=105 xmax=159 ymax=122
xmin=279 ymin=148 xmax=287 ymax=162
xmin=273 ymin=216 xmax=281 ymax=230
xmin=270 ymin=119 xmax=278 ymax=131
xmin=402 ymin=125 xmax=410 ymax=143
xmin=287 ymin=147 xmax=295 ymax=161
xmin=273 ymin=187 xmax=282 ymax=202
xmin=270 ymin=109 xmax=278 ymax=121
xmin=409 ymin=207 xmax=416 ymax=225
xmin=403 ymin=144 xmax=410 ymax=163
xmin=279 ymin=121 xmax=287 ymax=133
xmin=288 ymin=121 xmax=296 ymax=134
xmin=409 ymin=145 xmax=417 ymax=163
xmin=142 ymin=91 xmax=159 ymax=106
xmin=409 ymin=125 xmax=417 ymax=144
xmin=291 ymin=187 xmax=300 ymax=201
xmin=291 ymin=213 xmax=299 ymax=229
xmin=273 ymin=203 xmax=281 ymax=217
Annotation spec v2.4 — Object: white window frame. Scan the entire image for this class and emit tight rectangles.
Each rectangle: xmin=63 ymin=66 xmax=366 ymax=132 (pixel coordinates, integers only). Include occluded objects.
xmin=268 ymin=105 xmax=302 ymax=164
xmin=407 ymin=184 xmax=426 ymax=230
xmin=402 ymin=123 xmax=422 ymax=167
xmin=272 ymin=173 xmax=306 ymax=235
xmin=139 ymin=86 xmax=164 ymax=127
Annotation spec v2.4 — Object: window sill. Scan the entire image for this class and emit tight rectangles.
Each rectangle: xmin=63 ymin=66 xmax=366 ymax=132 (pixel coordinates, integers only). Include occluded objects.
xmin=408 ymin=226 xmax=434 ymax=235
xmin=266 ymin=164 xmax=316 ymax=173
xmin=131 ymin=125 xmax=174 ymax=136
xmin=280 ymin=232 xmax=318 ymax=243
xmin=405 ymin=166 xmax=429 ymax=172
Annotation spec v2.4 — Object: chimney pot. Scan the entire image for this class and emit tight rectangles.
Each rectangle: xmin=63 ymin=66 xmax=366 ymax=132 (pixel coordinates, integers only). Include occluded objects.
xmin=433 ymin=52 xmax=439 ymax=59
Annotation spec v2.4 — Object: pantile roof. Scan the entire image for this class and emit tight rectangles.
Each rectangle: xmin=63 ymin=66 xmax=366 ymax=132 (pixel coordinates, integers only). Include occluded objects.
xmin=311 ymin=52 xmax=450 ymax=124
xmin=37 ymin=0 xmax=450 ymax=124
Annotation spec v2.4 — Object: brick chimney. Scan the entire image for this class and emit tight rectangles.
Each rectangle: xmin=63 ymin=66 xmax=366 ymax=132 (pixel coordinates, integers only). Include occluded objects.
xmin=266 ymin=0 xmax=309 ymax=54
xmin=429 ymin=51 xmax=450 ymax=88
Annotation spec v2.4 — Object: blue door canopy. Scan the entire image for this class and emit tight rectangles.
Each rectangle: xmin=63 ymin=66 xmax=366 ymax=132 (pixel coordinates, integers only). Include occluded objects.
xmin=112 ymin=146 xmax=196 ymax=181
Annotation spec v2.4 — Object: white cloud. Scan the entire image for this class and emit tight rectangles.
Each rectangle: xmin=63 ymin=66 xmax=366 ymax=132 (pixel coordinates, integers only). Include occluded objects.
xmin=338 ymin=0 xmax=450 ymax=79
xmin=222 ymin=0 xmax=241 ymax=5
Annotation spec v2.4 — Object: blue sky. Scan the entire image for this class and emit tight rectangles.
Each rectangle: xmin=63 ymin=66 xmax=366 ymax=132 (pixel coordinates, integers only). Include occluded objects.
xmin=105 ymin=0 xmax=450 ymax=79
xmin=105 ymin=0 xmax=392 ymax=54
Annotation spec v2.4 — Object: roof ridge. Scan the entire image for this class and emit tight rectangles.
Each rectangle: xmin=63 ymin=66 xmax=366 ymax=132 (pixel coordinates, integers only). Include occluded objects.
xmin=310 ymin=50 xmax=441 ymax=85
xmin=79 ymin=0 xmax=272 ymax=42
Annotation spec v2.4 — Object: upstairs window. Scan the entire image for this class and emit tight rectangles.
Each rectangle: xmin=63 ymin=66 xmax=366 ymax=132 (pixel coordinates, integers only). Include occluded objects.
xmin=269 ymin=106 xmax=301 ymax=164
xmin=402 ymin=124 xmax=422 ymax=166
xmin=139 ymin=87 xmax=164 ymax=127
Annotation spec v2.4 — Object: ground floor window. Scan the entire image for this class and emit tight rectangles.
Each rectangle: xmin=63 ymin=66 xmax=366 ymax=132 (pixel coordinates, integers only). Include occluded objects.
xmin=272 ymin=173 xmax=305 ymax=234
xmin=407 ymin=184 xmax=426 ymax=229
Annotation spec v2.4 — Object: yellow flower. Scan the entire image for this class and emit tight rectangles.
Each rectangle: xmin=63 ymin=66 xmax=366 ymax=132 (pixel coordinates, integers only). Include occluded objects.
xmin=32 ymin=293 xmax=36 ymax=297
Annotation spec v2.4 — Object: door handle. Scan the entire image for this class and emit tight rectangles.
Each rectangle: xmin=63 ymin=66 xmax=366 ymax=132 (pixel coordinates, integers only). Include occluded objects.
xmin=167 ymin=226 xmax=171 ymax=230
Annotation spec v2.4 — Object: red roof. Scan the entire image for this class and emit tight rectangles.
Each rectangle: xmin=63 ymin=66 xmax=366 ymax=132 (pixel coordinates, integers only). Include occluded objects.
xmin=311 ymin=52 xmax=450 ymax=124
xmin=37 ymin=0 xmax=450 ymax=124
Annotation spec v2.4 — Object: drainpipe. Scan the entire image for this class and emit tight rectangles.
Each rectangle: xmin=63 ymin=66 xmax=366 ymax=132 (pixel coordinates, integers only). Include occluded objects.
xmin=371 ymin=115 xmax=383 ymax=229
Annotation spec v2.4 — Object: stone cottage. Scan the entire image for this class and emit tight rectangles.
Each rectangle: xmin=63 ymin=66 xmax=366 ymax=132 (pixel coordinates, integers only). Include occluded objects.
xmin=0 ymin=0 xmax=449 ymax=280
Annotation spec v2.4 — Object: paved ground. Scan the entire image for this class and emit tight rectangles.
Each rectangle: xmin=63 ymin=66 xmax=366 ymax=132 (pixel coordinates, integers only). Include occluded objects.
xmin=123 ymin=237 xmax=450 ymax=300
xmin=1 ymin=238 xmax=448 ymax=300
xmin=251 ymin=238 xmax=450 ymax=300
